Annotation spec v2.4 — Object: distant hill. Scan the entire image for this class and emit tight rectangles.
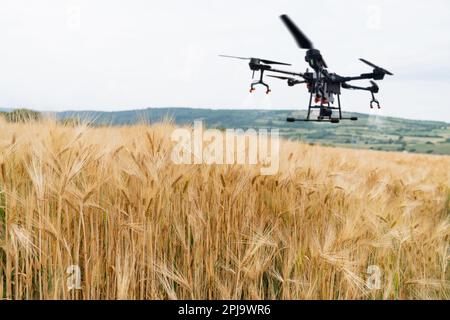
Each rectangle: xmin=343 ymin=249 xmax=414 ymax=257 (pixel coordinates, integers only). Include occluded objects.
xmin=2 ymin=107 xmax=449 ymax=155
xmin=56 ymin=107 xmax=450 ymax=155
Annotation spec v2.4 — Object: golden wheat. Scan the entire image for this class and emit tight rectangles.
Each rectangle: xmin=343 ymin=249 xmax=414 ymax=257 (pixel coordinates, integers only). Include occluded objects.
xmin=0 ymin=117 xmax=449 ymax=299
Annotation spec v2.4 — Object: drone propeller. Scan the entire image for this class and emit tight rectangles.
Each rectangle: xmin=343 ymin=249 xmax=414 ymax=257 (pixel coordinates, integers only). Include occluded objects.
xmin=280 ymin=15 xmax=313 ymax=49
xmin=259 ymin=58 xmax=291 ymax=66
xmin=360 ymin=58 xmax=393 ymax=76
xmin=219 ymin=55 xmax=249 ymax=60
xmin=219 ymin=55 xmax=291 ymax=66
xmin=280 ymin=15 xmax=328 ymax=69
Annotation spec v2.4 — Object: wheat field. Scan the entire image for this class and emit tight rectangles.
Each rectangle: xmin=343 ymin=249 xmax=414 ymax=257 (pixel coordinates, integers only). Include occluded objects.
xmin=0 ymin=117 xmax=449 ymax=300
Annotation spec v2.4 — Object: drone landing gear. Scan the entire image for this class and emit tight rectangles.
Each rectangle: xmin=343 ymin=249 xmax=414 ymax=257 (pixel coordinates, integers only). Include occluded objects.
xmin=249 ymin=69 xmax=271 ymax=94
xmin=287 ymin=117 xmax=342 ymax=123
xmin=249 ymin=85 xmax=271 ymax=94
xmin=287 ymin=92 xmax=358 ymax=124
xmin=370 ymin=92 xmax=381 ymax=109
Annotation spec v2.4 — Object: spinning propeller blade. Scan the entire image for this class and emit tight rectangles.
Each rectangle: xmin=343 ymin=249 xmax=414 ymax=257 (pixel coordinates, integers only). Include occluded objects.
xmin=360 ymin=58 xmax=393 ymax=75
xmin=280 ymin=15 xmax=314 ymax=49
xmin=219 ymin=55 xmax=290 ymax=66
xmin=279 ymin=15 xmax=327 ymax=68
xmin=259 ymin=59 xmax=291 ymax=66
xmin=219 ymin=55 xmax=249 ymax=60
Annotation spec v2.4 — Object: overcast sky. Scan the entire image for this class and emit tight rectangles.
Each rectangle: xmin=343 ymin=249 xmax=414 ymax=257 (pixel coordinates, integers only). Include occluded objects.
xmin=1 ymin=0 xmax=450 ymax=122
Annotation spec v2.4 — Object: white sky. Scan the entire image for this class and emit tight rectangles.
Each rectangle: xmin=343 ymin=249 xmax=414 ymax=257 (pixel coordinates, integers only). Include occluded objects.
xmin=1 ymin=0 xmax=450 ymax=122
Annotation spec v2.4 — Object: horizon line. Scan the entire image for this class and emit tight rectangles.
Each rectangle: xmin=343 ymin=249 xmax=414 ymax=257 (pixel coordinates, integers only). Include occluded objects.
xmin=2 ymin=106 xmax=449 ymax=125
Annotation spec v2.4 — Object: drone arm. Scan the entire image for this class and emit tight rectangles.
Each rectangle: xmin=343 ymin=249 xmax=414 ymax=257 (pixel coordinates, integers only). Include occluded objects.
xmin=341 ymin=83 xmax=372 ymax=91
xmin=267 ymin=68 xmax=306 ymax=79
xmin=341 ymin=82 xmax=381 ymax=109
xmin=341 ymin=72 xmax=385 ymax=82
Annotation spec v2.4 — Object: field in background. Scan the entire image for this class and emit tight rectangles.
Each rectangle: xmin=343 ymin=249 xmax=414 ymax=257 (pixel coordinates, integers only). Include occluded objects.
xmin=0 ymin=118 xmax=449 ymax=299
xmin=3 ymin=107 xmax=450 ymax=154
xmin=57 ymin=107 xmax=450 ymax=155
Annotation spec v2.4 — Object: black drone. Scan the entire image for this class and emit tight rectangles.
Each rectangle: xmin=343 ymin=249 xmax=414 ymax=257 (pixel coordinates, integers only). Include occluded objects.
xmin=220 ymin=15 xmax=393 ymax=123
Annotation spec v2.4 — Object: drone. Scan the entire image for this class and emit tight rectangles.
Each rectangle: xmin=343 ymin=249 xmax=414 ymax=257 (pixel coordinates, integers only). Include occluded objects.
xmin=220 ymin=15 xmax=393 ymax=123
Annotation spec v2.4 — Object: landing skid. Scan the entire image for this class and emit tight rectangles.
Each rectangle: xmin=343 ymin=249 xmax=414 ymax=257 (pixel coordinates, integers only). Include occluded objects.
xmin=287 ymin=92 xmax=358 ymax=124
xmin=287 ymin=117 xmax=357 ymax=123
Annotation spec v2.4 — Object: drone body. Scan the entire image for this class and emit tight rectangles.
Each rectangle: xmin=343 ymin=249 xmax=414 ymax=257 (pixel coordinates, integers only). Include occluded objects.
xmin=220 ymin=15 xmax=393 ymax=123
